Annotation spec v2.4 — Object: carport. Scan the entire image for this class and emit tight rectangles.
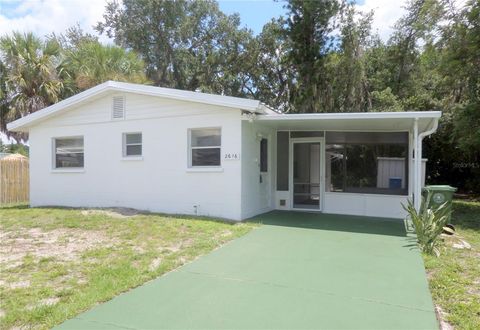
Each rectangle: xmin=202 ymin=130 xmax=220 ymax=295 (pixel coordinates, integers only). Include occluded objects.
xmin=249 ymin=111 xmax=441 ymax=219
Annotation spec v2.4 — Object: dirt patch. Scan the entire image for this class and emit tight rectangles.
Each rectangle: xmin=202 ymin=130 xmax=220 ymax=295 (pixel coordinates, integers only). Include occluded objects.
xmin=467 ymin=280 xmax=480 ymax=297
xmin=163 ymin=238 xmax=194 ymax=253
xmin=26 ymin=297 xmax=60 ymax=310
xmin=80 ymin=207 xmax=142 ymax=218
xmin=133 ymin=245 xmax=146 ymax=254
xmin=220 ymin=229 xmax=233 ymax=237
xmin=0 ymin=227 xmax=117 ymax=266
xmin=6 ymin=280 xmax=30 ymax=289
xmin=442 ymin=234 xmax=472 ymax=250
xmin=435 ymin=305 xmax=454 ymax=330
xmin=148 ymin=258 xmax=162 ymax=271
xmin=425 ymin=269 xmax=435 ymax=280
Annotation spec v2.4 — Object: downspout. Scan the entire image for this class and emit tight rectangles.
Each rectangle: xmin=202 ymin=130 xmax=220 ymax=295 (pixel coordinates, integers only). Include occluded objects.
xmin=414 ymin=117 xmax=439 ymax=211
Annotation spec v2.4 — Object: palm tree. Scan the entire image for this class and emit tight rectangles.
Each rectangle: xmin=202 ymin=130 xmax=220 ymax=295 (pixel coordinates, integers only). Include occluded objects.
xmin=63 ymin=41 xmax=149 ymax=91
xmin=0 ymin=32 xmax=64 ymax=140
xmin=0 ymin=59 xmax=9 ymax=133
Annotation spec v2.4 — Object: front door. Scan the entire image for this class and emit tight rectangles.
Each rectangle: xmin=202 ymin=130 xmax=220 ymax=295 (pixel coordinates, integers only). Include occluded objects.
xmin=290 ymin=139 xmax=323 ymax=210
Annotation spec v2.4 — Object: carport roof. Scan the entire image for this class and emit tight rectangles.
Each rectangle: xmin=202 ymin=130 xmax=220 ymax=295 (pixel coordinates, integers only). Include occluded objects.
xmin=255 ymin=111 xmax=441 ymax=132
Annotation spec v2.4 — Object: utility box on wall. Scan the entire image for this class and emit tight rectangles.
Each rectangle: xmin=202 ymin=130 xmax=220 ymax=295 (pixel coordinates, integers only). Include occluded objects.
xmin=377 ymin=157 xmax=427 ymax=189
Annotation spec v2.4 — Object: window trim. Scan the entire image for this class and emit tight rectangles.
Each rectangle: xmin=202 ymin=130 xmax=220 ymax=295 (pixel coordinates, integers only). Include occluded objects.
xmin=123 ymin=132 xmax=143 ymax=158
xmin=52 ymin=136 xmax=85 ymax=170
xmin=188 ymin=127 xmax=222 ymax=168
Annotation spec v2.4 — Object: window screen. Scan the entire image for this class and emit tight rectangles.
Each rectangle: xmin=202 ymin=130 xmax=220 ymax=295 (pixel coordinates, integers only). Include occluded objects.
xmin=54 ymin=137 xmax=84 ymax=168
xmin=260 ymin=138 xmax=268 ymax=172
xmin=124 ymin=133 xmax=142 ymax=156
xmin=190 ymin=128 xmax=221 ymax=167
xmin=276 ymin=131 xmax=289 ymax=191
xmin=325 ymin=132 xmax=408 ymax=195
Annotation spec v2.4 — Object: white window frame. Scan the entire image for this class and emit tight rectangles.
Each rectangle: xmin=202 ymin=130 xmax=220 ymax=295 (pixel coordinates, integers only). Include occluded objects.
xmin=123 ymin=132 xmax=142 ymax=158
xmin=52 ymin=136 xmax=84 ymax=170
xmin=188 ymin=127 xmax=222 ymax=168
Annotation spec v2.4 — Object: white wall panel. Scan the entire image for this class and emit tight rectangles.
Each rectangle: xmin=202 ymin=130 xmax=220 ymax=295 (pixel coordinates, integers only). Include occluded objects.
xmin=240 ymin=121 xmax=275 ymax=219
xmin=324 ymin=192 xmax=408 ymax=219
xmin=29 ymin=93 xmax=243 ymax=220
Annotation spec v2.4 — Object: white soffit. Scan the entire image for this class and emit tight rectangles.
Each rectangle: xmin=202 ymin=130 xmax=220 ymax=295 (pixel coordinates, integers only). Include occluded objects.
xmin=255 ymin=112 xmax=441 ymax=132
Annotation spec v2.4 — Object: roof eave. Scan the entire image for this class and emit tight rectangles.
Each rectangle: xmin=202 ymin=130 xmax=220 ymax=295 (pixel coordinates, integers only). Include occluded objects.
xmin=256 ymin=111 xmax=442 ymax=121
xmin=6 ymin=81 xmax=263 ymax=132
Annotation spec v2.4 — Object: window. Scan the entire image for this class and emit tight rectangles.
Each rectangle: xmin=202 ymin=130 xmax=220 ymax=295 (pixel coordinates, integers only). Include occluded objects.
xmin=276 ymin=131 xmax=289 ymax=191
xmin=123 ymin=133 xmax=142 ymax=157
xmin=189 ymin=128 xmax=221 ymax=167
xmin=54 ymin=137 xmax=84 ymax=168
xmin=260 ymin=138 xmax=268 ymax=172
xmin=325 ymin=132 xmax=409 ymax=195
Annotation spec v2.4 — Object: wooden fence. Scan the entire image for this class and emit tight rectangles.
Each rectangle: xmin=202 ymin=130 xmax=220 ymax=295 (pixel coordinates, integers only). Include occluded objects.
xmin=0 ymin=154 xmax=29 ymax=204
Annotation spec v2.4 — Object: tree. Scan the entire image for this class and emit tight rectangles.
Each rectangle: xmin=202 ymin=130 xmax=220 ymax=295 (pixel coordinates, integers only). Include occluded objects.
xmin=1 ymin=29 xmax=150 ymax=140
xmin=0 ymin=32 xmax=64 ymax=140
xmin=0 ymin=140 xmax=29 ymax=156
xmin=332 ymin=3 xmax=373 ymax=112
xmin=96 ymin=0 xmax=255 ymax=96
xmin=50 ymin=24 xmax=99 ymax=50
xmin=387 ymin=0 xmax=444 ymax=98
xmin=284 ymin=0 xmax=341 ymax=113
xmin=62 ymin=41 xmax=149 ymax=91
xmin=426 ymin=0 xmax=480 ymax=192
xmin=249 ymin=18 xmax=294 ymax=111
xmin=0 ymin=59 xmax=9 ymax=133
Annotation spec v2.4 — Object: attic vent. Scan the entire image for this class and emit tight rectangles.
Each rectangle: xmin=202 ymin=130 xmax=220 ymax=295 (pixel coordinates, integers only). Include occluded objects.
xmin=112 ymin=96 xmax=125 ymax=119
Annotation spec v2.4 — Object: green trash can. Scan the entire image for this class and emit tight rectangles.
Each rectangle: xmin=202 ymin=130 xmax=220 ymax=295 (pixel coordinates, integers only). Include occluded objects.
xmin=422 ymin=185 xmax=457 ymax=221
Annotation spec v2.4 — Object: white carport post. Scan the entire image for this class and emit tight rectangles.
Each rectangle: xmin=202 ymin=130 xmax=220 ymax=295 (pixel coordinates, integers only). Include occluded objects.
xmin=413 ymin=118 xmax=421 ymax=211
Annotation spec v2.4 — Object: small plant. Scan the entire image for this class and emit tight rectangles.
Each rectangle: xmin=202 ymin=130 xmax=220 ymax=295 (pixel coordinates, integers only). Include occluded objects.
xmin=403 ymin=192 xmax=452 ymax=256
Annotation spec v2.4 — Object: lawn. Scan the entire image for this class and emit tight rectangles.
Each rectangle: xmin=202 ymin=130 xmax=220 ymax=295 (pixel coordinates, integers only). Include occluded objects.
xmin=0 ymin=206 xmax=256 ymax=329
xmin=423 ymin=200 xmax=480 ymax=329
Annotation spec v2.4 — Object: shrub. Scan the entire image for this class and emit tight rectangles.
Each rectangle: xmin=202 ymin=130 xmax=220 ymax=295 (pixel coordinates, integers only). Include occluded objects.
xmin=403 ymin=192 xmax=452 ymax=256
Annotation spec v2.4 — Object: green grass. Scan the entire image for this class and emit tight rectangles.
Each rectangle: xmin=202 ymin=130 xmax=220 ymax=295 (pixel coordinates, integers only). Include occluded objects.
xmin=423 ymin=200 xmax=480 ymax=329
xmin=0 ymin=205 xmax=256 ymax=329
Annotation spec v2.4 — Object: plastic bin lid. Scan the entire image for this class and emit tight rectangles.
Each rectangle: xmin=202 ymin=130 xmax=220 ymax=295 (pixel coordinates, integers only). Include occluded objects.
xmin=423 ymin=185 xmax=457 ymax=192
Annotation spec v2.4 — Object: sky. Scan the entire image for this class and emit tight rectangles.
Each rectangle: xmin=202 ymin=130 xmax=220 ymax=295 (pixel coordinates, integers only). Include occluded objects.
xmin=0 ymin=0 xmax=407 ymax=42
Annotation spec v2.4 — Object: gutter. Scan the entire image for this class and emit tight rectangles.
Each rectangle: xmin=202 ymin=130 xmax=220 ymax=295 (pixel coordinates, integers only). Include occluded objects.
xmin=255 ymin=111 xmax=442 ymax=121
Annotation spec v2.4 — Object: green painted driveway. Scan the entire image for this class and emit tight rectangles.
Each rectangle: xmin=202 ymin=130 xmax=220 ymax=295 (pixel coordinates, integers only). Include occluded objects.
xmin=58 ymin=211 xmax=438 ymax=329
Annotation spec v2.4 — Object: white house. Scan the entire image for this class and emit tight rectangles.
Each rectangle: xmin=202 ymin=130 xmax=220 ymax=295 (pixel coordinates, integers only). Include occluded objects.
xmin=7 ymin=81 xmax=440 ymax=221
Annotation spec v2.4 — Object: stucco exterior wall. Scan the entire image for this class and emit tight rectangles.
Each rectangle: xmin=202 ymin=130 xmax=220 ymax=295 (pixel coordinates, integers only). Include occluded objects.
xmin=28 ymin=92 xmax=244 ymax=220
xmin=240 ymin=121 xmax=276 ymax=219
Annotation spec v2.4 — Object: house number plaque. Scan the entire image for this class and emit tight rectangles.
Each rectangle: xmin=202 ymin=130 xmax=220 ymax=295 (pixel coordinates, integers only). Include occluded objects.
xmin=224 ymin=153 xmax=240 ymax=160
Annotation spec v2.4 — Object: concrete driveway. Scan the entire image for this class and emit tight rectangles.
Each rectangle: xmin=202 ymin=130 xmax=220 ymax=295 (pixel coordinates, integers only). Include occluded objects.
xmin=57 ymin=211 xmax=438 ymax=329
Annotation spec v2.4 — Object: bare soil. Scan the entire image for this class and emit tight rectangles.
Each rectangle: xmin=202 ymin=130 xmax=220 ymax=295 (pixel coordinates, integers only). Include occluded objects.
xmin=80 ymin=207 xmax=143 ymax=218
xmin=0 ymin=227 xmax=117 ymax=265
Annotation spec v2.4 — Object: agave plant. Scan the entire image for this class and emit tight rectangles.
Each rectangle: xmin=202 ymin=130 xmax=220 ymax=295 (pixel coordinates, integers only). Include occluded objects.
xmin=403 ymin=192 xmax=452 ymax=256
